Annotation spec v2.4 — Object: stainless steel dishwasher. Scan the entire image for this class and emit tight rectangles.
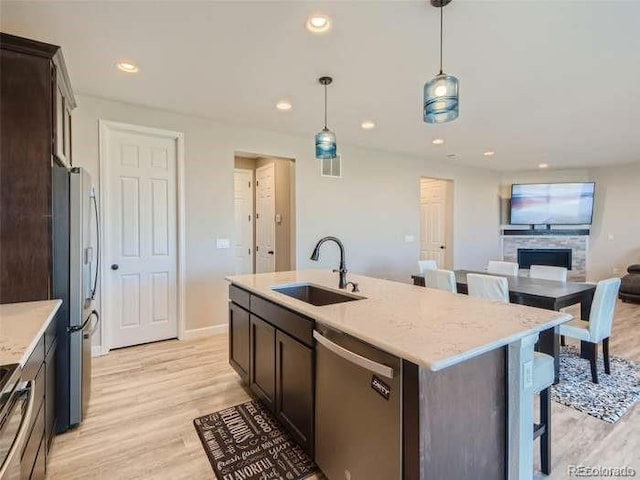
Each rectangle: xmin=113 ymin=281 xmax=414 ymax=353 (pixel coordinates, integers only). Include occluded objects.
xmin=314 ymin=326 xmax=402 ymax=480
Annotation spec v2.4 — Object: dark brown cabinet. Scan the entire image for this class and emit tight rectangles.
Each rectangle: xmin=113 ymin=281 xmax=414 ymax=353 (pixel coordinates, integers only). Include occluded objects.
xmin=275 ymin=330 xmax=314 ymax=453
xmin=0 ymin=32 xmax=75 ymax=304
xmin=228 ymin=285 xmax=315 ymax=455
xmin=45 ymin=340 xmax=57 ymax=453
xmin=228 ymin=302 xmax=250 ymax=383
xmin=249 ymin=315 xmax=276 ymax=410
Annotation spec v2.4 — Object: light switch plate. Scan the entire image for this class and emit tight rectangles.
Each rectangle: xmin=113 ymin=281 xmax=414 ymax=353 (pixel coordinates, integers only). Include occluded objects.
xmin=404 ymin=234 xmax=415 ymax=243
xmin=216 ymin=238 xmax=230 ymax=249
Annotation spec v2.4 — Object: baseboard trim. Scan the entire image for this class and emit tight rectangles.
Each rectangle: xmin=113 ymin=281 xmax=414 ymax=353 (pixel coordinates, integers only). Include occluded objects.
xmin=183 ymin=324 xmax=228 ymax=340
xmin=92 ymin=345 xmax=104 ymax=357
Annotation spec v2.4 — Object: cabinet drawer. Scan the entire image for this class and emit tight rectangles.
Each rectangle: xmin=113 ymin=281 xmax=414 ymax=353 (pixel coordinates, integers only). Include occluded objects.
xmin=23 ymin=335 xmax=45 ymax=381
xmin=21 ymin=401 xmax=44 ymax=480
xmin=250 ymin=295 xmax=313 ymax=347
xmin=229 ymin=285 xmax=250 ymax=311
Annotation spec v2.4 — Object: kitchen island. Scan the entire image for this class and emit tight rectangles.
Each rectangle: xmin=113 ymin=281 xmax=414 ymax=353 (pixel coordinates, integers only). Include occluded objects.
xmin=226 ymin=270 xmax=571 ymax=480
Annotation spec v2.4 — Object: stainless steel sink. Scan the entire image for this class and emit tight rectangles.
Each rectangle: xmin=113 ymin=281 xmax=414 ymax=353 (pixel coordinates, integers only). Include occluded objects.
xmin=272 ymin=283 xmax=364 ymax=306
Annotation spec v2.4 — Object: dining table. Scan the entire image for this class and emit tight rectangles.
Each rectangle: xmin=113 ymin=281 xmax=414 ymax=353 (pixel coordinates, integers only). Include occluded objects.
xmin=411 ymin=269 xmax=597 ymax=383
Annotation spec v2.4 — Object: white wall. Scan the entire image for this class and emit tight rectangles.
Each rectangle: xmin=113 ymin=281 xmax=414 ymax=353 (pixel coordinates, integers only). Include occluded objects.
xmin=588 ymin=162 xmax=640 ymax=280
xmin=500 ymin=164 xmax=640 ymax=281
xmin=72 ymin=94 xmax=501 ymax=346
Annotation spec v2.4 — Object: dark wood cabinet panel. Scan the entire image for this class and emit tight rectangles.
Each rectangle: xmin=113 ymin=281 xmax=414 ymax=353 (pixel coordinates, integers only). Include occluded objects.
xmin=0 ymin=32 xmax=75 ymax=304
xmin=228 ymin=302 xmax=250 ymax=382
xmin=30 ymin=436 xmax=46 ymax=480
xmin=250 ymin=295 xmax=313 ymax=347
xmin=249 ymin=315 xmax=276 ymax=410
xmin=229 ymin=285 xmax=250 ymax=311
xmin=45 ymin=339 xmax=57 ymax=453
xmin=275 ymin=330 xmax=314 ymax=454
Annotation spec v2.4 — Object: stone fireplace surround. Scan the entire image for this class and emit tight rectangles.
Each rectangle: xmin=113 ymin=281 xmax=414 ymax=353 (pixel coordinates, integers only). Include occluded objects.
xmin=501 ymin=235 xmax=588 ymax=281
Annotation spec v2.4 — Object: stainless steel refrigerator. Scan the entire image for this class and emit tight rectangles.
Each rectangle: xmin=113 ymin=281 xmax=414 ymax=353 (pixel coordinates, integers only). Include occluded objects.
xmin=53 ymin=166 xmax=100 ymax=432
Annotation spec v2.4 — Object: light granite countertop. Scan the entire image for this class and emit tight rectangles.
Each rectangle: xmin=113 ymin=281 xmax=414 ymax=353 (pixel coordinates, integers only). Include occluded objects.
xmin=226 ymin=270 xmax=572 ymax=371
xmin=0 ymin=300 xmax=62 ymax=366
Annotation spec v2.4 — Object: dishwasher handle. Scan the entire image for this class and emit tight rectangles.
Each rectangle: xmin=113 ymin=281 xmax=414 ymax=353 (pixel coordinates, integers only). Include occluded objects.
xmin=313 ymin=330 xmax=395 ymax=379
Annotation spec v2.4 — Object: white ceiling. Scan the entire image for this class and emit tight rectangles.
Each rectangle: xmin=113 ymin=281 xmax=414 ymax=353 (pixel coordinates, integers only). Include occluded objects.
xmin=2 ymin=1 xmax=640 ymax=171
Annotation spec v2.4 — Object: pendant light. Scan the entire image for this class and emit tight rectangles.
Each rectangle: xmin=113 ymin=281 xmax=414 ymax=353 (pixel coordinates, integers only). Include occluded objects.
xmin=315 ymin=76 xmax=337 ymax=159
xmin=423 ymin=0 xmax=459 ymax=124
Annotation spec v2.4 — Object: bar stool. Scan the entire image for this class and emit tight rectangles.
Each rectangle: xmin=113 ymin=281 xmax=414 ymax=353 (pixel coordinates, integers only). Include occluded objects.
xmin=533 ymin=352 xmax=554 ymax=475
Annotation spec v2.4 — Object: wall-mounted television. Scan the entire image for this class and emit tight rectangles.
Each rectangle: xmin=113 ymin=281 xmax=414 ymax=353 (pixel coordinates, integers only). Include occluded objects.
xmin=510 ymin=182 xmax=595 ymax=225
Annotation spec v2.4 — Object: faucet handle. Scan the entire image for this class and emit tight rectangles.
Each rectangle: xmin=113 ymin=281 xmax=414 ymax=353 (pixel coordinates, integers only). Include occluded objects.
xmin=333 ymin=268 xmax=347 ymax=274
xmin=345 ymin=281 xmax=360 ymax=293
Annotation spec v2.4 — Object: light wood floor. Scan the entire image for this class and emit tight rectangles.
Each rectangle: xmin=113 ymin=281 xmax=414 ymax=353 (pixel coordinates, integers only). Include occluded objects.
xmin=47 ymin=301 xmax=640 ymax=479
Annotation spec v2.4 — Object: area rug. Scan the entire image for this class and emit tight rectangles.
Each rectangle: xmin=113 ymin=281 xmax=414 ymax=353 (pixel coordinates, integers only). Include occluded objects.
xmin=551 ymin=345 xmax=640 ymax=423
xmin=194 ymin=400 xmax=319 ymax=480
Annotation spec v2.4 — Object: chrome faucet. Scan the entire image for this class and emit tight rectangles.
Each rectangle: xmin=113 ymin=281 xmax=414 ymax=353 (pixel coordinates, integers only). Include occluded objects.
xmin=310 ymin=236 xmax=354 ymax=290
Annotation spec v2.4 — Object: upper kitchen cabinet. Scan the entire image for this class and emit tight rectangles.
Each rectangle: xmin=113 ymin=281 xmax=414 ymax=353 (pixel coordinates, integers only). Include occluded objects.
xmin=0 ymin=33 xmax=76 ymax=303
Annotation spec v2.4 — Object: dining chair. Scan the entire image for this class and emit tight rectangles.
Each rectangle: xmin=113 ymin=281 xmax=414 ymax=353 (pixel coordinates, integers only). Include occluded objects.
xmin=468 ymin=271 xmax=554 ymax=473
xmin=529 ymin=265 xmax=568 ymax=283
xmin=467 ymin=273 xmax=509 ymax=303
xmin=418 ymin=260 xmax=437 ymax=274
xmin=424 ymin=269 xmax=457 ymax=293
xmin=487 ymin=260 xmax=519 ymax=277
xmin=558 ymin=277 xmax=622 ymax=383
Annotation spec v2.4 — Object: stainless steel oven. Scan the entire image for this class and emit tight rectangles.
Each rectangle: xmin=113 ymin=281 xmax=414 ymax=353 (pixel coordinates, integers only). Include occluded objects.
xmin=0 ymin=365 xmax=35 ymax=480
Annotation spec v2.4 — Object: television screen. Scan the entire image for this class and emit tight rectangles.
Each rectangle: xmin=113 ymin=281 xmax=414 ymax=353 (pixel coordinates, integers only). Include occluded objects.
xmin=510 ymin=182 xmax=595 ymax=225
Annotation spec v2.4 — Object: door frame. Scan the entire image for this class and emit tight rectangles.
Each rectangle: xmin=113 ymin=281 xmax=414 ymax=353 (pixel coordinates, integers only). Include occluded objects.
xmin=98 ymin=120 xmax=186 ymax=355
xmin=233 ymin=167 xmax=254 ymax=274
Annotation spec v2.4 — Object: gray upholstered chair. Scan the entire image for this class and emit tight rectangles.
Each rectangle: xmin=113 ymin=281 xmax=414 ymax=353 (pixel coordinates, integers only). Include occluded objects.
xmin=468 ymin=271 xmax=554 ymax=474
xmin=467 ymin=273 xmax=509 ymax=303
xmin=529 ymin=265 xmax=568 ymax=283
xmin=418 ymin=260 xmax=437 ymax=274
xmin=487 ymin=260 xmax=519 ymax=277
xmin=559 ymin=277 xmax=622 ymax=383
xmin=424 ymin=269 xmax=457 ymax=293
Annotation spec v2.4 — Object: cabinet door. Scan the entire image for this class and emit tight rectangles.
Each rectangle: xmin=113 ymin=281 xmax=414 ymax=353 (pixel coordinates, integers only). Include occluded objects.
xmin=45 ymin=340 xmax=57 ymax=454
xmin=275 ymin=330 xmax=314 ymax=454
xmin=229 ymin=303 xmax=250 ymax=382
xmin=250 ymin=315 xmax=275 ymax=410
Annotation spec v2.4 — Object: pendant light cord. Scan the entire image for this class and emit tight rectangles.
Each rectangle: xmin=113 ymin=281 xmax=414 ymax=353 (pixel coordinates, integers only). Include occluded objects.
xmin=324 ymin=83 xmax=328 ymax=129
xmin=439 ymin=4 xmax=444 ymax=74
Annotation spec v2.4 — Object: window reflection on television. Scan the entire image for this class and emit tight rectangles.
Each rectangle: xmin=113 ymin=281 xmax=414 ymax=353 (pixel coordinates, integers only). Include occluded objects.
xmin=510 ymin=183 xmax=595 ymax=225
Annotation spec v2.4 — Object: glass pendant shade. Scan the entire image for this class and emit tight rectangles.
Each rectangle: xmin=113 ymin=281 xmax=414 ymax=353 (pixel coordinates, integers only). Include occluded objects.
xmin=315 ymin=127 xmax=337 ymax=159
xmin=423 ymin=73 xmax=459 ymax=124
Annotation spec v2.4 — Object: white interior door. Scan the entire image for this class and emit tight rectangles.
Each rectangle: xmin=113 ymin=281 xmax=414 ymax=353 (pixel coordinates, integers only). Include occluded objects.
xmin=106 ymin=127 xmax=178 ymax=349
xmin=255 ymin=163 xmax=275 ymax=273
xmin=234 ymin=169 xmax=253 ymax=274
xmin=420 ymin=179 xmax=448 ymax=268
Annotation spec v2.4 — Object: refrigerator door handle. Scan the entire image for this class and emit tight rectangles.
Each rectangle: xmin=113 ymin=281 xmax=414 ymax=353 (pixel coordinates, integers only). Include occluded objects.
xmin=90 ymin=192 xmax=100 ymax=301
xmin=68 ymin=309 xmax=99 ymax=335
xmin=313 ymin=330 xmax=395 ymax=379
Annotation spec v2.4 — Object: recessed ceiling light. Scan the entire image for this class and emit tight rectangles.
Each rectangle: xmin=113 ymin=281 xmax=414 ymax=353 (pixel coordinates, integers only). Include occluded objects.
xmin=432 ymin=138 xmax=445 ymax=145
xmin=483 ymin=151 xmax=495 ymax=157
xmin=538 ymin=163 xmax=549 ymax=169
xmin=116 ymin=62 xmax=139 ymax=73
xmin=361 ymin=121 xmax=376 ymax=130
xmin=306 ymin=14 xmax=331 ymax=33
xmin=276 ymin=101 xmax=292 ymax=111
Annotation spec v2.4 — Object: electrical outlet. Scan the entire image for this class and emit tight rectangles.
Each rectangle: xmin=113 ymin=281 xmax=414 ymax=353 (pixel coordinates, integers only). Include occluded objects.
xmin=608 ymin=233 xmax=614 ymax=241
xmin=404 ymin=234 xmax=415 ymax=243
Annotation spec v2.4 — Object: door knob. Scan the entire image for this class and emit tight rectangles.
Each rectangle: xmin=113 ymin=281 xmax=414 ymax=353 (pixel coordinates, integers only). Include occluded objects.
xmin=440 ymin=245 xmax=446 ymax=249
xmin=111 ymin=264 xmax=119 ymax=270
xmin=267 ymin=250 xmax=274 ymax=255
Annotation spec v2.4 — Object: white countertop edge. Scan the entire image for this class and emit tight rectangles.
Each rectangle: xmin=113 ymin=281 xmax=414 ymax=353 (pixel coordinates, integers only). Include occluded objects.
xmin=226 ymin=277 xmax=572 ymax=372
xmin=18 ymin=299 xmax=62 ymax=366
